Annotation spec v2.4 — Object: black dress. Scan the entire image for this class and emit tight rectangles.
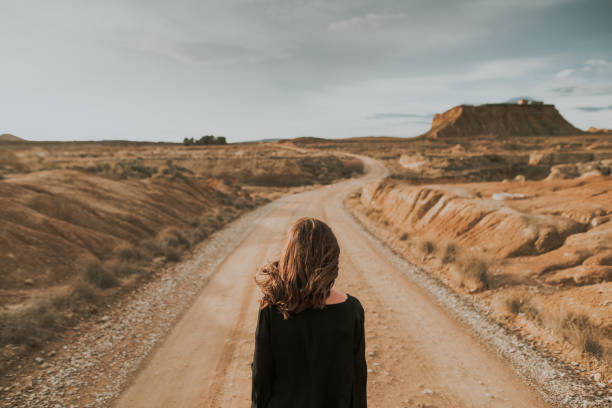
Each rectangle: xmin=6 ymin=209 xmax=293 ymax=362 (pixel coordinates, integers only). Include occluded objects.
xmin=251 ymin=294 xmax=367 ymax=408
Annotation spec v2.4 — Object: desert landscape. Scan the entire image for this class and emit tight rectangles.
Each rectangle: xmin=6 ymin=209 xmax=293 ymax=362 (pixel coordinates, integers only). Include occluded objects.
xmin=2 ymin=1 xmax=611 ymax=406
xmin=0 ymin=138 xmax=362 ymax=380
xmin=1 ymin=101 xmax=611 ymax=407
xmin=298 ymin=103 xmax=612 ymax=394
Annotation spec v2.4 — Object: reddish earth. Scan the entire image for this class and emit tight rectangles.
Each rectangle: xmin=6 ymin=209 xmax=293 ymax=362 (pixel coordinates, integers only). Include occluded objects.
xmin=425 ymin=104 xmax=582 ymax=139
xmin=0 ymin=141 xmax=362 ymax=378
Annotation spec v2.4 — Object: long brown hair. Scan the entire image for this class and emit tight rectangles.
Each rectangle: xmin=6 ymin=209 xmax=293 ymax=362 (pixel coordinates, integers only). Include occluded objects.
xmin=256 ymin=217 xmax=340 ymax=319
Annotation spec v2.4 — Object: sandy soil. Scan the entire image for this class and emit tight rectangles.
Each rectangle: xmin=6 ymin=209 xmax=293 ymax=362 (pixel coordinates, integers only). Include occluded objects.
xmin=112 ymin=157 xmax=554 ymax=408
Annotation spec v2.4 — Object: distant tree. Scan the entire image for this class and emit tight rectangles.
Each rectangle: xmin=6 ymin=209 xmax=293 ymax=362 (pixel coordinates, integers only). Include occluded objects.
xmin=183 ymin=135 xmax=227 ymax=146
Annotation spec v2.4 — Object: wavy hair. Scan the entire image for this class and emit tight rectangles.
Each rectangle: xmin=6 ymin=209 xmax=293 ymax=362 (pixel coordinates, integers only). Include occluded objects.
xmin=256 ymin=217 xmax=340 ymax=319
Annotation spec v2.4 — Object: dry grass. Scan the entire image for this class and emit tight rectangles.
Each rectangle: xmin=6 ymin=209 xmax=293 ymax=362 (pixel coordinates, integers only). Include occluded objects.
xmin=549 ymin=310 xmax=604 ymax=357
xmin=440 ymin=241 xmax=458 ymax=264
xmin=84 ymin=260 xmax=119 ymax=289
xmin=114 ymin=244 xmax=144 ymax=262
xmin=0 ymin=300 xmax=65 ymax=348
xmin=454 ymin=253 xmax=490 ymax=292
xmin=419 ymin=239 xmax=436 ymax=255
xmin=0 ymin=148 xmax=28 ymax=174
xmin=502 ymin=294 xmax=542 ymax=323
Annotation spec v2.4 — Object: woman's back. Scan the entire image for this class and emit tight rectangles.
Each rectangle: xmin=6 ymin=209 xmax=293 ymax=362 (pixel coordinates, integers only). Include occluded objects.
xmin=251 ymin=294 xmax=367 ymax=408
xmin=251 ymin=218 xmax=367 ymax=407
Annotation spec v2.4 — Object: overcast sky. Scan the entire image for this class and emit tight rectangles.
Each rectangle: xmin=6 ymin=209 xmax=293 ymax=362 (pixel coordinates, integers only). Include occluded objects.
xmin=1 ymin=0 xmax=611 ymax=142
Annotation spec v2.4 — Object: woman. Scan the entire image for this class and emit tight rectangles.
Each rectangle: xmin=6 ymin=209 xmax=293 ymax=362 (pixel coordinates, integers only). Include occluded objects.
xmin=251 ymin=217 xmax=367 ymax=408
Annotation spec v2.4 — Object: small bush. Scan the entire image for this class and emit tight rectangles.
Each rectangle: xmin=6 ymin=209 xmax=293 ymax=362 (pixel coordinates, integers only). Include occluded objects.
xmin=419 ymin=240 xmax=436 ymax=255
xmin=552 ymin=311 xmax=603 ymax=357
xmin=503 ymin=295 xmax=541 ymax=322
xmin=85 ymin=261 xmax=119 ymax=289
xmin=440 ymin=241 xmax=458 ymax=264
xmin=164 ymin=247 xmax=181 ymax=262
xmin=455 ymin=254 xmax=490 ymax=291
xmin=189 ymin=217 xmax=201 ymax=228
xmin=399 ymin=233 xmax=409 ymax=241
xmin=505 ymin=296 xmax=524 ymax=315
xmin=114 ymin=244 xmax=142 ymax=262
xmin=112 ymin=261 xmax=143 ymax=277
xmin=0 ymin=301 xmax=65 ymax=348
xmin=158 ymin=227 xmax=189 ymax=249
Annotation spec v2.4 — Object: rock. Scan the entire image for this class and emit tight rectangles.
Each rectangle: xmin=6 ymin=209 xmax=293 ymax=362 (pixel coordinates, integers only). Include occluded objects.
xmin=47 ymin=350 xmax=57 ymax=357
xmin=424 ymin=104 xmax=581 ymax=139
xmin=422 ymin=388 xmax=433 ymax=395
xmin=592 ymin=373 xmax=601 ymax=382
xmin=35 ymin=357 xmax=44 ymax=364
xmin=24 ymin=278 xmax=34 ymax=285
xmin=492 ymin=192 xmax=526 ymax=200
xmin=514 ymin=175 xmax=526 ymax=182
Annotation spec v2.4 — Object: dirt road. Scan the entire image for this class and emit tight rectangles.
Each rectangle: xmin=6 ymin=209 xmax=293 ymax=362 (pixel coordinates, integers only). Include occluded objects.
xmin=114 ymin=156 xmax=550 ymax=408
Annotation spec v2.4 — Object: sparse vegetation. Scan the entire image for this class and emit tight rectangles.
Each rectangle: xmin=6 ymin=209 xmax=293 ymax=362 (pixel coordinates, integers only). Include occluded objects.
xmin=418 ymin=239 xmax=436 ymax=255
xmin=85 ymin=260 xmax=119 ymax=289
xmin=446 ymin=253 xmax=491 ymax=292
xmin=503 ymin=295 xmax=541 ymax=323
xmin=183 ymin=135 xmax=227 ymax=146
xmin=550 ymin=310 xmax=603 ymax=357
xmin=440 ymin=241 xmax=458 ymax=264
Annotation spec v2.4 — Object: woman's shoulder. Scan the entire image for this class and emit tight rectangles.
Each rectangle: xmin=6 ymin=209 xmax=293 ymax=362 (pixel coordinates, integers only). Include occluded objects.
xmin=346 ymin=294 xmax=364 ymax=314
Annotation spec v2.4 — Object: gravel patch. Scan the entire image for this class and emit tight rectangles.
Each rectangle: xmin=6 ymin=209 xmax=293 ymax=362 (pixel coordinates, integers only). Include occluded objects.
xmin=344 ymin=198 xmax=611 ymax=408
xmin=2 ymin=199 xmax=281 ymax=408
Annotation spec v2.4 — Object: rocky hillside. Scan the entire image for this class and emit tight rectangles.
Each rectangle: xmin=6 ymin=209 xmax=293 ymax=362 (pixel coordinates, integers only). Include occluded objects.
xmin=353 ymin=176 xmax=612 ymax=378
xmin=424 ymin=104 xmax=582 ymax=139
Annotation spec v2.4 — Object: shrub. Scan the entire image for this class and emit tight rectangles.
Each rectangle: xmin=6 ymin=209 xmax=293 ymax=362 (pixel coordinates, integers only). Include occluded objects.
xmin=85 ymin=261 xmax=119 ymax=289
xmin=164 ymin=247 xmax=181 ymax=262
xmin=503 ymin=295 xmax=541 ymax=322
xmin=419 ymin=240 xmax=436 ymax=255
xmin=440 ymin=241 xmax=458 ymax=264
xmin=0 ymin=300 xmax=64 ymax=348
xmin=112 ymin=261 xmax=143 ymax=277
xmin=456 ymin=254 xmax=490 ymax=291
xmin=183 ymin=135 xmax=227 ymax=146
xmin=114 ymin=244 xmax=142 ymax=262
xmin=551 ymin=311 xmax=603 ymax=357
xmin=399 ymin=233 xmax=409 ymax=241
xmin=158 ymin=227 xmax=189 ymax=249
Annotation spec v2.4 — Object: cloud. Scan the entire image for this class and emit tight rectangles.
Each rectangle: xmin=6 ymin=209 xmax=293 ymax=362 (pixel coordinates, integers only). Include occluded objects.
xmin=328 ymin=13 xmax=408 ymax=32
xmin=575 ymin=104 xmax=612 ymax=112
xmin=551 ymin=84 xmax=612 ymax=96
xmin=138 ymin=39 xmax=283 ymax=66
xmin=583 ymin=59 xmax=611 ymax=72
xmin=460 ymin=58 xmax=548 ymax=81
xmin=555 ymin=68 xmax=574 ymax=78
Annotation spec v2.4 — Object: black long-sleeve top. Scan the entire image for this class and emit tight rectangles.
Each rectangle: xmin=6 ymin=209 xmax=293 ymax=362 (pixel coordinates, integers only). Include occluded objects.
xmin=251 ymin=294 xmax=367 ymax=408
